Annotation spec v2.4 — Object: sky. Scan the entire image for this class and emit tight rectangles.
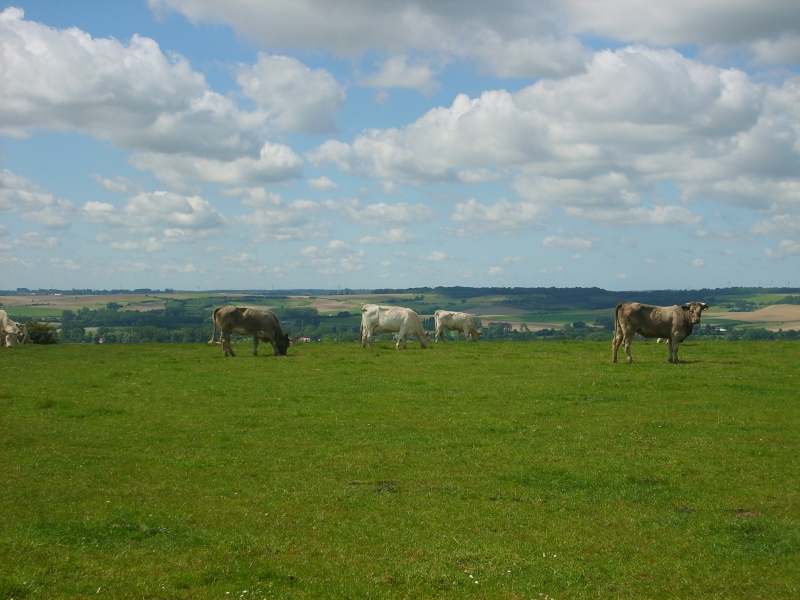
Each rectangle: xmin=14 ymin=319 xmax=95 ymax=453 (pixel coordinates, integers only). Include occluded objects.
xmin=1 ymin=1 xmax=799 ymax=292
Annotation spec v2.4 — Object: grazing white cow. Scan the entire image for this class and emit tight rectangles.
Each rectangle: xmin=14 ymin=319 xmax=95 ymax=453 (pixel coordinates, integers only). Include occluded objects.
xmin=1 ymin=310 xmax=20 ymax=348
xmin=434 ymin=310 xmax=480 ymax=342
xmin=360 ymin=304 xmax=429 ymax=349
xmin=209 ymin=306 xmax=290 ymax=357
xmin=613 ymin=301 xmax=709 ymax=364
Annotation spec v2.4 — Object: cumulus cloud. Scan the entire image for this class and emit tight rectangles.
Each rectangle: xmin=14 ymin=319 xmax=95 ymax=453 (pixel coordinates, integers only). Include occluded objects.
xmin=130 ymin=142 xmax=304 ymax=188
xmin=298 ymin=243 xmax=365 ymax=274
xmin=148 ymin=0 xmax=588 ymax=78
xmin=343 ymin=201 xmax=436 ymax=227
xmin=82 ymin=191 xmax=226 ymax=247
xmin=237 ymin=53 xmax=345 ymax=134
xmin=360 ymin=227 xmax=417 ymax=245
xmin=309 ymin=43 xmax=776 ymax=230
xmin=451 ymin=198 xmax=549 ymax=237
xmin=359 ymin=55 xmax=440 ymax=94
xmin=542 ymin=236 xmax=594 ymax=250
xmin=0 ymin=169 xmax=74 ymax=229
xmin=765 ymin=240 xmax=800 ymax=259
xmin=308 ymin=176 xmax=338 ymax=192
xmin=0 ymin=8 xmax=318 ymax=188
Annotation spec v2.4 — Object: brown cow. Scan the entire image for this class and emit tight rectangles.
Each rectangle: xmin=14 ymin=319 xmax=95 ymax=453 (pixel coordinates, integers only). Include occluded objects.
xmin=210 ymin=306 xmax=290 ymax=357
xmin=612 ymin=301 xmax=709 ymax=364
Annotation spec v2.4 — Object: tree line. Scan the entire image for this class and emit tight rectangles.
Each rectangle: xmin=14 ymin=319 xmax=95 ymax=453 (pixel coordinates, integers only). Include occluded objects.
xmin=20 ymin=302 xmax=799 ymax=344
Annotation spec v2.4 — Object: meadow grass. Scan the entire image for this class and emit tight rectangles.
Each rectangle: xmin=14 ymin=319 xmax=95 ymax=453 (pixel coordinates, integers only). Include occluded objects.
xmin=1 ymin=340 xmax=798 ymax=598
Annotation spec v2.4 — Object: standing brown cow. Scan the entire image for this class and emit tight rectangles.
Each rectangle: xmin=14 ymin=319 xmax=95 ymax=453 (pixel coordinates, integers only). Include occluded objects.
xmin=612 ymin=301 xmax=709 ymax=364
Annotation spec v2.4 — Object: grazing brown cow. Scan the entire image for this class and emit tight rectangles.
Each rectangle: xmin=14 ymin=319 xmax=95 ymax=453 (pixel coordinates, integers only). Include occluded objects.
xmin=434 ymin=310 xmax=480 ymax=341
xmin=613 ymin=301 xmax=709 ymax=364
xmin=210 ymin=306 xmax=290 ymax=357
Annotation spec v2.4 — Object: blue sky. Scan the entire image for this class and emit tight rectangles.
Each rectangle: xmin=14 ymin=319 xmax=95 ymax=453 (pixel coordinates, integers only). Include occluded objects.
xmin=2 ymin=1 xmax=799 ymax=291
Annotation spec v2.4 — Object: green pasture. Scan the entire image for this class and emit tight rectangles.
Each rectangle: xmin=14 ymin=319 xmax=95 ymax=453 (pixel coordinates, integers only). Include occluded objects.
xmin=1 ymin=340 xmax=798 ymax=598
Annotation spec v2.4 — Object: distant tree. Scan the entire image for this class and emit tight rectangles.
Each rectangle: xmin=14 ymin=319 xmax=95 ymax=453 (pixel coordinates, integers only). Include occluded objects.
xmin=107 ymin=302 xmax=123 ymax=310
xmin=24 ymin=321 xmax=58 ymax=344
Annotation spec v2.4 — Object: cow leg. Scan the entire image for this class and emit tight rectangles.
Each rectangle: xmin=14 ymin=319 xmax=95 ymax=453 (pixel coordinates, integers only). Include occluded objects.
xmin=612 ymin=332 xmax=621 ymax=363
xmin=667 ymin=338 xmax=678 ymax=363
xmin=222 ymin=333 xmax=236 ymax=357
xmin=624 ymin=337 xmax=634 ymax=364
xmin=263 ymin=333 xmax=280 ymax=356
xmin=252 ymin=336 xmax=260 ymax=356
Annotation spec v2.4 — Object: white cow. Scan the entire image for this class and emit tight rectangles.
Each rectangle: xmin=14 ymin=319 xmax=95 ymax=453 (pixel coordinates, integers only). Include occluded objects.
xmin=434 ymin=310 xmax=481 ymax=342
xmin=1 ymin=310 xmax=20 ymax=348
xmin=360 ymin=304 xmax=429 ymax=349
xmin=15 ymin=323 xmax=32 ymax=345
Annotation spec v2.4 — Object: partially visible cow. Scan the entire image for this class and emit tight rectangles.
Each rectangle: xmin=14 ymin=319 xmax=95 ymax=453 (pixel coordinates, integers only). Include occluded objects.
xmin=613 ymin=301 xmax=709 ymax=364
xmin=434 ymin=310 xmax=480 ymax=342
xmin=361 ymin=304 xmax=429 ymax=349
xmin=15 ymin=323 xmax=31 ymax=345
xmin=209 ymin=306 xmax=290 ymax=357
xmin=1 ymin=310 xmax=20 ymax=348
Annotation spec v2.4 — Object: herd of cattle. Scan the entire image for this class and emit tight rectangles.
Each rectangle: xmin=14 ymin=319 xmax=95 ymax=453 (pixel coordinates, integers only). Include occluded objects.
xmin=3 ymin=300 xmax=710 ymax=363
xmin=208 ymin=300 xmax=710 ymax=363
xmin=1 ymin=310 xmax=31 ymax=348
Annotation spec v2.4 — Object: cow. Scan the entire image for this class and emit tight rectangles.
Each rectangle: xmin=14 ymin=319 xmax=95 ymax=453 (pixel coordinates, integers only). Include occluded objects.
xmin=434 ymin=310 xmax=480 ymax=342
xmin=1 ymin=310 xmax=20 ymax=348
xmin=360 ymin=304 xmax=429 ymax=349
xmin=612 ymin=301 xmax=709 ymax=364
xmin=209 ymin=306 xmax=290 ymax=357
xmin=15 ymin=323 xmax=31 ymax=345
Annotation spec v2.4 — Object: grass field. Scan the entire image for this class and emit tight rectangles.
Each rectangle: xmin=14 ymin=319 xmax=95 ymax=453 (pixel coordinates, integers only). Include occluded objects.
xmin=2 ymin=340 xmax=799 ymax=598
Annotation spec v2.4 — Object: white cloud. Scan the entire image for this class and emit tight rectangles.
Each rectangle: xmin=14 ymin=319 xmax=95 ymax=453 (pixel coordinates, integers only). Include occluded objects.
xmin=691 ymin=258 xmax=705 ymax=267
xmin=130 ymin=142 xmax=304 ymax=188
xmin=308 ymin=176 xmax=338 ymax=192
xmin=48 ymin=257 xmax=81 ymax=271
xmin=765 ymin=240 xmax=800 ymax=259
xmin=451 ymin=198 xmax=549 ymax=237
xmin=424 ymin=251 xmax=447 ymax=262
xmin=360 ymin=227 xmax=417 ymax=245
xmin=82 ymin=191 xmax=226 ymax=246
xmin=345 ymin=202 xmax=436 ymax=227
xmin=542 ymin=236 xmax=594 ymax=250
xmin=564 ymin=205 xmax=701 ymax=226
xmin=297 ymin=243 xmax=365 ymax=274
xmin=0 ymin=169 xmax=74 ymax=229
xmin=237 ymin=53 xmax=345 ymax=134
xmin=359 ymin=55 xmax=440 ymax=94
xmin=148 ymin=0 xmax=588 ymax=77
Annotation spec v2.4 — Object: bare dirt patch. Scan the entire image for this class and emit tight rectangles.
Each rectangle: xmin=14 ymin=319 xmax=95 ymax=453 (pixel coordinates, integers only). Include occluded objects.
xmin=305 ymin=294 xmax=417 ymax=315
xmin=710 ymin=305 xmax=800 ymax=330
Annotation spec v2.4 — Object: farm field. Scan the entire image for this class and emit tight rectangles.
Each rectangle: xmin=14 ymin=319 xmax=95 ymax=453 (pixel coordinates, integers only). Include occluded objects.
xmin=1 ymin=340 xmax=798 ymax=598
xmin=3 ymin=289 xmax=800 ymax=332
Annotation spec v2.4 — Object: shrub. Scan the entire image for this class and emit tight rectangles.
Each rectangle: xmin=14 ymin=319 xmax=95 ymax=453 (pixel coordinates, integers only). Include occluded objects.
xmin=24 ymin=321 xmax=58 ymax=344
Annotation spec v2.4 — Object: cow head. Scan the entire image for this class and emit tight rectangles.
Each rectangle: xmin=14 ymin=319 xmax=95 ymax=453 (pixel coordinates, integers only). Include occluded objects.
xmin=682 ymin=301 xmax=709 ymax=324
xmin=419 ymin=331 xmax=430 ymax=349
xmin=275 ymin=332 xmax=291 ymax=355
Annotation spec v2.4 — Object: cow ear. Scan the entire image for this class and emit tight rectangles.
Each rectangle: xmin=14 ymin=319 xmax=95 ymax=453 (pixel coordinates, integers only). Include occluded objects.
xmin=682 ymin=304 xmax=690 ymax=310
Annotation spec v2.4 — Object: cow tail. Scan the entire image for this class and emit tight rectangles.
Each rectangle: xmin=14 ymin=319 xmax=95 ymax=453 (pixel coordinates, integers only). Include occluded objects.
xmin=613 ymin=302 xmax=622 ymax=335
xmin=208 ymin=307 xmax=220 ymax=344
